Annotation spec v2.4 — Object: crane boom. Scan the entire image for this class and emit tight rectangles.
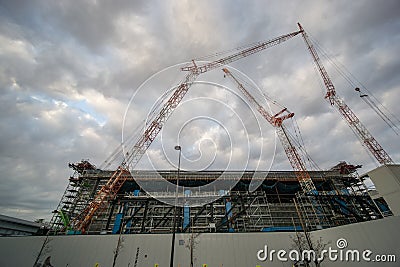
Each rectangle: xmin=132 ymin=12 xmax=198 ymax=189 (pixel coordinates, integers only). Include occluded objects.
xmin=297 ymin=23 xmax=393 ymax=165
xmin=182 ymin=30 xmax=302 ymax=73
xmin=222 ymin=68 xmax=317 ymax=193
xmin=71 ymin=72 xmax=198 ymax=233
xmin=70 ymin=29 xmax=301 ymax=233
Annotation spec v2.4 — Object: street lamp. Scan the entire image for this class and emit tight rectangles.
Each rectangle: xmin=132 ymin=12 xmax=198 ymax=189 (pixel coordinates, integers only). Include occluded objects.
xmin=170 ymin=145 xmax=181 ymax=267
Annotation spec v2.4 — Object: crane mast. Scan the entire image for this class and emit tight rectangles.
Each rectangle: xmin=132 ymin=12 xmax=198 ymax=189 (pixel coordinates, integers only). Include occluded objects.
xmin=297 ymin=23 xmax=393 ymax=165
xmin=70 ymin=29 xmax=302 ymax=233
xmin=222 ymin=68 xmax=317 ymax=193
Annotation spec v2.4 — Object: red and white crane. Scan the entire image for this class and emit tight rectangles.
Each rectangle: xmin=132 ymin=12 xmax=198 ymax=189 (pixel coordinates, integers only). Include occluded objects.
xmin=297 ymin=23 xmax=394 ymax=165
xmin=222 ymin=68 xmax=317 ymax=193
xmin=70 ymin=29 xmax=303 ymax=233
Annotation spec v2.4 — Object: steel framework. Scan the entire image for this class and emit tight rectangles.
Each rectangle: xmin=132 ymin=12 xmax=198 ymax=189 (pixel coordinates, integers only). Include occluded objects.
xmin=50 ymin=165 xmax=384 ymax=235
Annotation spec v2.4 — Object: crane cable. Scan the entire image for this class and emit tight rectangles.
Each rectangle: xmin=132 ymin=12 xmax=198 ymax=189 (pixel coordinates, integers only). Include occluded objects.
xmin=284 ymin=118 xmax=321 ymax=171
xmin=293 ymin=117 xmax=321 ymax=171
xmin=309 ymin=33 xmax=400 ymax=136
xmin=99 ymin=77 xmax=181 ymax=169
xmin=307 ymin=35 xmax=384 ymax=167
xmin=99 ymin=120 xmax=145 ymax=169
xmin=240 ymin=74 xmax=322 ymax=172
xmin=193 ymin=39 xmax=270 ymax=62
xmin=355 ymin=87 xmax=400 ymax=135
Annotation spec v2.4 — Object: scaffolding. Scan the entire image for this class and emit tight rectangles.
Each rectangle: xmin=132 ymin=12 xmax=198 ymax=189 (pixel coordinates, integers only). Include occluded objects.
xmin=49 ymin=161 xmax=387 ymax=235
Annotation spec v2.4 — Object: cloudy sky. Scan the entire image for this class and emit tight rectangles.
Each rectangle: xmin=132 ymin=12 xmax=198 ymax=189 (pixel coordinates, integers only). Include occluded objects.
xmin=0 ymin=0 xmax=399 ymax=221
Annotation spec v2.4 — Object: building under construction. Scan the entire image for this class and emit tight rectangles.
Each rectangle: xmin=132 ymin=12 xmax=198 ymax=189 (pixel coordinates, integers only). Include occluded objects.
xmin=47 ymin=23 xmax=395 ymax=237
xmin=1 ymin=22 xmax=399 ymax=266
xmin=49 ymin=160 xmax=389 ymax=235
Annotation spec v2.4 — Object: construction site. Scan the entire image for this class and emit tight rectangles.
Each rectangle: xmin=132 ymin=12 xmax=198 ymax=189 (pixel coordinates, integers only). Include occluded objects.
xmin=49 ymin=161 xmax=389 ymax=235
xmin=1 ymin=22 xmax=399 ymax=267
xmin=45 ymin=23 xmax=395 ymax=237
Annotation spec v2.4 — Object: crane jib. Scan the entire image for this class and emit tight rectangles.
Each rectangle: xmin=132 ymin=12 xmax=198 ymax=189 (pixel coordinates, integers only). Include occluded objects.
xmin=298 ymin=23 xmax=393 ymax=165
xmin=181 ymin=30 xmax=302 ymax=73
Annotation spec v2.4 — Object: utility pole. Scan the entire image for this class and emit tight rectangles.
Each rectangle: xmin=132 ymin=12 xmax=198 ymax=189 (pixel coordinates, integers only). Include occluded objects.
xmin=170 ymin=145 xmax=181 ymax=267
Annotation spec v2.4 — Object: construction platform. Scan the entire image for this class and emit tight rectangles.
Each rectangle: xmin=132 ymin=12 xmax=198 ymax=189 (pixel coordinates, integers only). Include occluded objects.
xmin=49 ymin=161 xmax=390 ymax=235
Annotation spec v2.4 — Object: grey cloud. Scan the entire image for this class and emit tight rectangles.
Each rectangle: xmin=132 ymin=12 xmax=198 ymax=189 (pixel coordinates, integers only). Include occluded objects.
xmin=0 ymin=0 xmax=399 ymax=221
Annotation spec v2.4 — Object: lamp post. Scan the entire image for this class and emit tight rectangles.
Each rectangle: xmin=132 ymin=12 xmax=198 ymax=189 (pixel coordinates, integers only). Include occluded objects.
xmin=170 ymin=145 xmax=181 ymax=267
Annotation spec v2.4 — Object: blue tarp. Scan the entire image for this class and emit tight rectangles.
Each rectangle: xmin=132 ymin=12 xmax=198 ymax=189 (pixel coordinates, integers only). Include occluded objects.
xmin=112 ymin=213 xmax=123 ymax=234
xmin=183 ymin=205 xmax=190 ymax=229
